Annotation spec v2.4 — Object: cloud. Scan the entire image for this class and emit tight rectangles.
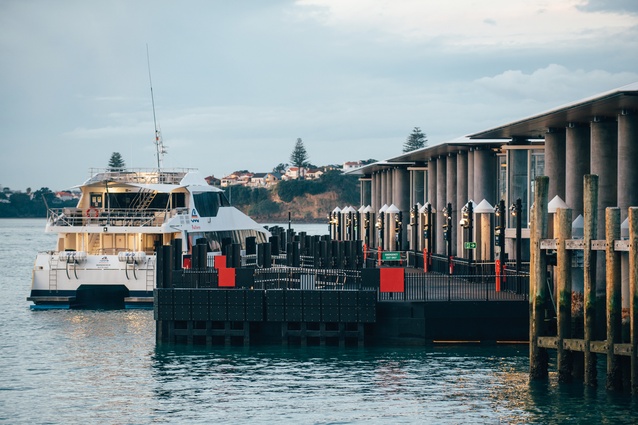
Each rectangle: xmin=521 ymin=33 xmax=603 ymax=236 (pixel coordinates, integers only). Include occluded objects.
xmin=577 ymin=0 xmax=638 ymax=15
xmin=294 ymin=0 xmax=638 ymax=47
xmin=474 ymin=64 xmax=638 ymax=103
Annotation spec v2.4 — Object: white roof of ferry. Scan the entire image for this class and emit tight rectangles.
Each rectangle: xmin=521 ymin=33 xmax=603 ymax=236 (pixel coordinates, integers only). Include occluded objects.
xmin=80 ymin=169 xmax=221 ymax=193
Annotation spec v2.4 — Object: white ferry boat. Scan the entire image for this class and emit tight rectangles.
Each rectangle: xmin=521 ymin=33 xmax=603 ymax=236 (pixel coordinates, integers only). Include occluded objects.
xmin=28 ymin=168 xmax=270 ymax=309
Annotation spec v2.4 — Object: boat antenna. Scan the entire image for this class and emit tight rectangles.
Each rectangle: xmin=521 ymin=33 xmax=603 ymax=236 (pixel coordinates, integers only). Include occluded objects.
xmin=147 ymin=44 xmax=166 ymax=169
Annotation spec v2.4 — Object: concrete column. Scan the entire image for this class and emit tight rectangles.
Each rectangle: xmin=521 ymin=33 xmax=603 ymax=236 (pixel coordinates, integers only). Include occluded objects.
xmin=566 ymin=123 xmax=591 ymax=218
xmin=436 ymin=156 xmax=447 ymax=255
xmin=618 ymin=111 xmax=638 ymax=219
xmin=361 ymin=178 xmax=371 ymax=208
xmin=385 ymin=169 xmax=393 ymax=207
xmin=467 ymin=149 xmax=475 ymax=202
xmin=395 ymin=168 xmax=410 ymax=250
xmin=447 ymin=154 xmax=458 ymax=256
xmin=428 ymin=159 xmax=437 ymax=254
xmin=374 ymin=173 xmax=381 ymax=211
xmin=427 ymin=159 xmax=437 ymax=206
xmin=591 ymin=117 xmax=618 ymax=231
xmin=370 ymin=173 xmax=379 ymax=248
xmin=618 ymin=111 xmax=638 ymax=312
xmin=395 ymin=168 xmax=410 ymax=211
xmin=457 ymin=151 xmax=468 ymax=258
xmin=591 ymin=117 xmax=618 ymax=309
xmin=545 ymin=127 xmax=566 ymax=201
xmin=473 ymin=147 xmax=496 ymax=206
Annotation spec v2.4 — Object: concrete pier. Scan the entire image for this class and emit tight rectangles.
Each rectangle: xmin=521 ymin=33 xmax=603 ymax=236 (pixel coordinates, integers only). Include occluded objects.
xmin=565 ymin=123 xmax=590 ymax=218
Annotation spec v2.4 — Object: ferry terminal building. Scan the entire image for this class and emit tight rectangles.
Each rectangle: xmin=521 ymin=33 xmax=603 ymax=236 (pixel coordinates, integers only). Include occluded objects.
xmin=349 ymin=82 xmax=638 ymax=302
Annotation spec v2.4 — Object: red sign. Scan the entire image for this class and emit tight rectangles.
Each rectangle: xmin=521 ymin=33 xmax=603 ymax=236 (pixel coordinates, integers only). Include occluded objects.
xmin=380 ymin=268 xmax=405 ymax=293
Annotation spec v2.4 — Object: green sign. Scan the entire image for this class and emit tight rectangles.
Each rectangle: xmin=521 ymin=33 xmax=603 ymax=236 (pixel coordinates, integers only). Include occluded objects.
xmin=381 ymin=251 xmax=401 ymax=261
xmin=464 ymin=242 xmax=477 ymax=249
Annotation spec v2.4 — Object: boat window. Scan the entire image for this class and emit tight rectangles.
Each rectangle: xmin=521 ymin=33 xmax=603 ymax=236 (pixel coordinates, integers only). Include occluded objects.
xmin=220 ymin=192 xmax=230 ymax=207
xmin=90 ymin=193 xmax=103 ymax=208
xmin=202 ymin=230 xmax=268 ymax=251
xmin=172 ymin=193 xmax=186 ymax=208
xmin=193 ymin=192 xmax=221 ymax=217
xmin=106 ymin=193 xmax=171 ymax=210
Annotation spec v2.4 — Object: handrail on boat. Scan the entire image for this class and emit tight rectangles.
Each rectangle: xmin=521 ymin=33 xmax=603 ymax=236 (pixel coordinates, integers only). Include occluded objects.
xmin=85 ymin=168 xmax=197 ymax=185
xmin=47 ymin=207 xmax=189 ymax=227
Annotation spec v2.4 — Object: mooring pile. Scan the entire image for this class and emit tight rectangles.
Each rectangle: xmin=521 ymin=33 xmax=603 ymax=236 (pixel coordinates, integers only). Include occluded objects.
xmin=529 ymin=175 xmax=638 ymax=393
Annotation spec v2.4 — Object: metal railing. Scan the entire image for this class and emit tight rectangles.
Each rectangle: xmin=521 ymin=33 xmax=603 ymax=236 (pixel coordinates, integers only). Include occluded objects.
xmin=170 ymin=263 xmax=528 ymax=303
xmin=253 ymin=267 xmax=361 ymax=290
xmin=377 ymin=272 xmax=529 ymax=302
xmin=47 ymin=207 xmax=187 ymax=227
xmin=85 ymin=168 xmax=196 ymax=185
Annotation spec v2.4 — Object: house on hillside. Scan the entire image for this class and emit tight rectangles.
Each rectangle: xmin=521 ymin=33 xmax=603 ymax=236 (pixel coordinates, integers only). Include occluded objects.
xmin=305 ymin=168 xmax=324 ymax=180
xmin=250 ymin=172 xmax=281 ymax=187
xmin=204 ymin=175 xmax=221 ymax=186
xmin=221 ymin=171 xmax=252 ymax=187
xmin=284 ymin=166 xmax=305 ymax=180
xmin=55 ymin=191 xmax=77 ymax=202
xmin=343 ymin=161 xmax=363 ymax=171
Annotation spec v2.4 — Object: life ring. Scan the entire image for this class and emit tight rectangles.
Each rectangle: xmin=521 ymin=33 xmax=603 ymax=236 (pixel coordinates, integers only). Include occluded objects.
xmin=86 ymin=207 xmax=100 ymax=218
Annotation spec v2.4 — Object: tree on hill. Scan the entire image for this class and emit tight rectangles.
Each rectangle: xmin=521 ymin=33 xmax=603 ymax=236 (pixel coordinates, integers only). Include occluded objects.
xmin=402 ymin=127 xmax=427 ymax=153
xmin=32 ymin=187 xmax=56 ymax=205
xmin=273 ymin=163 xmax=288 ymax=174
xmin=108 ymin=152 xmax=126 ymax=171
xmin=290 ymin=138 xmax=309 ymax=179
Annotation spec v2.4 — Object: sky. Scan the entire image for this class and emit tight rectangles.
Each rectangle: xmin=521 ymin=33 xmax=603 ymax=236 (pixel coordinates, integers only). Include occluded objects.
xmin=1 ymin=0 xmax=637 ymax=191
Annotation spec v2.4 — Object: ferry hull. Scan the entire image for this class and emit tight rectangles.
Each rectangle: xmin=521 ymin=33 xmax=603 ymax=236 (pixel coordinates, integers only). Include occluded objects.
xmin=29 ymin=253 xmax=156 ymax=309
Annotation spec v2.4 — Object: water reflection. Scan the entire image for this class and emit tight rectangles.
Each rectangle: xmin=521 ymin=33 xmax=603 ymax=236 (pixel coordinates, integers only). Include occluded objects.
xmin=3 ymin=220 xmax=638 ymax=424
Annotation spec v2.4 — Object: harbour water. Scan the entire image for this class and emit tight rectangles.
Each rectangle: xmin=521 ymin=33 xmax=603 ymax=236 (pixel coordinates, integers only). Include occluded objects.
xmin=1 ymin=218 xmax=637 ymax=424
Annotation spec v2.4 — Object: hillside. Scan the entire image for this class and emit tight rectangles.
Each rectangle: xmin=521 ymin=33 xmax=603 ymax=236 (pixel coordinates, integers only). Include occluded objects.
xmin=247 ymin=191 xmax=341 ymax=223
xmin=229 ymin=171 xmax=360 ymax=223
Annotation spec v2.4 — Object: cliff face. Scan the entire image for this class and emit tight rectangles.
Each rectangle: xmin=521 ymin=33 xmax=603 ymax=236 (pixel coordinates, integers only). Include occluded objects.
xmin=246 ymin=191 xmax=341 ymax=223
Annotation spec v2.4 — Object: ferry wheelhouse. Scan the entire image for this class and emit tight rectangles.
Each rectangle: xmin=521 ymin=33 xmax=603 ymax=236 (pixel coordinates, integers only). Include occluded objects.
xmin=28 ymin=168 xmax=270 ymax=309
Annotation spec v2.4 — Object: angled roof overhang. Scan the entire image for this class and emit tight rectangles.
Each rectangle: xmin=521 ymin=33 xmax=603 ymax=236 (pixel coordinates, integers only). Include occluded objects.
xmin=468 ymin=82 xmax=638 ymax=140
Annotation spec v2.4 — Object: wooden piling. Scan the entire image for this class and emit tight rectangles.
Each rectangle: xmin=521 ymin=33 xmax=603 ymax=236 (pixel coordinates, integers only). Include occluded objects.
xmin=556 ymin=207 xmax=572 ymax=383
xmin=629 ymin=207 xmax=638 ymax=394
xmin=606 ymin=207 xmax=622 ymax=390
xmin=583 ymin=174 xmax=598 ymax=387
xmin=530 ymin=176 xmax=549 ymax=380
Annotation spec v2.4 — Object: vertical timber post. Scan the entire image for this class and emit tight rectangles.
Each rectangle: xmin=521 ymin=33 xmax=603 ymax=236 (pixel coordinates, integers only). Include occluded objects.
xmin=606 ymin=207 xmax=622 ymax=390
xmin=530 ymin=176 xmax=549 ymax=380
xmin=556 ymin=207 xmax=572 ymax=382
xmin=583 ymin=174 xmax=598 ymax=387
xmin=629 ymin=207 xmax=638 ymax=394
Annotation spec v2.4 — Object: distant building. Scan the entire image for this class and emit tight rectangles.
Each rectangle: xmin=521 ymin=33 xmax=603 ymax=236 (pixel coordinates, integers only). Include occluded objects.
xmin=55 ymin=191 xmax=76 ymax=202
xmin=204 ymin=175 xmax=221 ymax=186
xmin=284 ymin=166 xmax=305 ymax=180
xmin=305 ymin=168 xmax=324 ymax=180
xmin=221 ymin=171 xmax=252 ymax=187
xmin=343 ymin=161 xmax=363 ymax=171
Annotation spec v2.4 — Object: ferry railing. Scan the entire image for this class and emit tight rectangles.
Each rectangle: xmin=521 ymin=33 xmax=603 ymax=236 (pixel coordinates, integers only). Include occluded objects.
xmin=86 ymin=168 xmax=196 ymax=185
xmin=47 ymin=207 xmax=187 ymax=227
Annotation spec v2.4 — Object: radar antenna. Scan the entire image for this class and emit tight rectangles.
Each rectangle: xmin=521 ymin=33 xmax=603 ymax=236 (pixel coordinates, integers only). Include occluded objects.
xmin=147 ymin=45 xmax=166 ymax=169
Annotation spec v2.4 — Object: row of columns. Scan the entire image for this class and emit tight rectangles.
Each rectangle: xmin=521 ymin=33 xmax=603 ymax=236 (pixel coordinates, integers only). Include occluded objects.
xmin=366 ymin=167 xmax=410 ymax=250
xmin=429 ymin=148 xmax=496 ymax=258
xmin=544 ymin=112 xmax=638 ymax=307
xmin=362 ymin=147 xmax=497 ymax=258
xmin=545 ymin=111 xmax=638 ymax=222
